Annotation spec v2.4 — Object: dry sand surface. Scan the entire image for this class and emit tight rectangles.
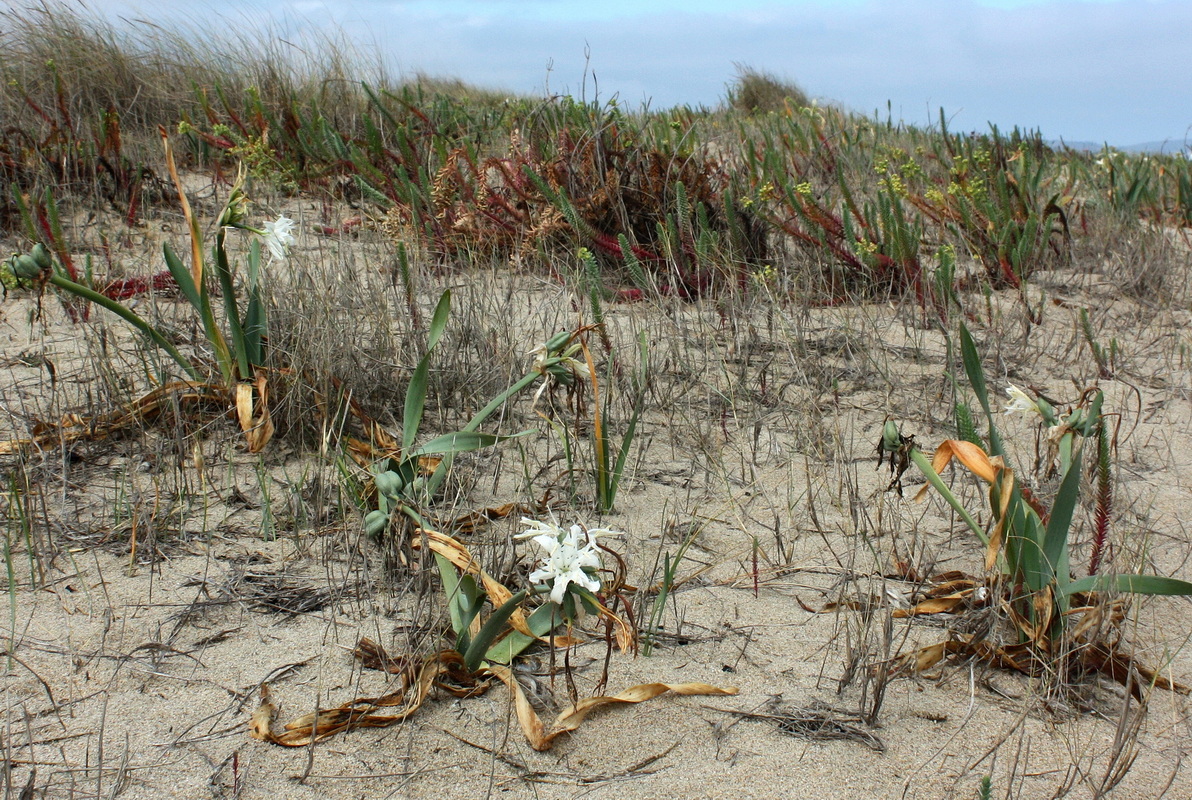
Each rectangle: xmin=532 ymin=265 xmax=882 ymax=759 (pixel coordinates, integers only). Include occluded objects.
xmin=3 ymin=212 xmax=1192 ymax=799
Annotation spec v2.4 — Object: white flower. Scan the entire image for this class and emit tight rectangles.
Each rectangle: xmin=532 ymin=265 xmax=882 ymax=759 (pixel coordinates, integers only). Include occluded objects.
xmin=526 ymin=339 xmax=582 ymax=410
xmin=527 ymin=343 xmax=549 ymax=376
xmin=517 ymin=518 xmax=609 ymax=605
xmin=1002 ymin=384 xmax=1040 ymax=417
xmin=261 ymin=215 xmax=296 ymax=261
xmin=1046 ymin=421 xmax=1071 ymax=445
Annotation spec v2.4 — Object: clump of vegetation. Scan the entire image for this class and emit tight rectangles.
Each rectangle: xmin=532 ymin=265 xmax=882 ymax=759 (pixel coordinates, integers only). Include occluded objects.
xmin=3 ymin=3 xmax=1192 ymax=797
xmin=726 ymin=64 xmax=811 ymax=114
xmin=878 ymin=326 xmax=1192 ymax=698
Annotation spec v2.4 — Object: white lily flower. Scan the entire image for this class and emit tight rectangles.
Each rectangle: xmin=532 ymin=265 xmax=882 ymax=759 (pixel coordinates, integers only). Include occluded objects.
xmin=1046 ymin=421 xmax=1071 ymax=445
xmin=261 ymin=215 xmax=296 ymax=261
xmin=1002 ymin=384 xmax=1040 ymax=417
xmin=527 ymin=343 xmax=549 ymax=375
xmin=518 ymin=518 xmax=610 ymax=605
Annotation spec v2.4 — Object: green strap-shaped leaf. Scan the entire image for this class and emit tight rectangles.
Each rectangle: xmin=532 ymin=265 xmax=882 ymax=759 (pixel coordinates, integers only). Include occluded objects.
xmin=435 ymin=553 xmax=466 ymax=637
xmin=213 ymin=228 xmax=250 ymax=381
xmin=1042 ymin=446 xmax=1082 ymax=588
xmin=908 ymin=447 xmax=988 ymax=546
xmin=462 ymin=590 xmax=528 ymax=673
xmin=483 ymin=602 xmax=561 ymax=665
xmin=403 ymin=354 xmax=431 ymax=454
xmin=47 ymin=273 xmax=199 ymax=381
xmin=411 ymin=430 xmax=532 ymax=458
xmin=242 ymin=240 xmax=266 ymax=369
xmin=403 ymin=291 xmax=452 ymax=452
xmin=451 ymin=574 xmax=485 ymax=654
xmin=959 ymin=323 xmax=1005 ymax=456
xmin=1017 ymin=508 xmax=1050 ymax=593
xmin=163 ymin=243 xmax=201 ymax=309
xmin=426 ymin=289 xmax=451 ymax=351
xmin=1062 ymin=574 xmax=1192 ymax=597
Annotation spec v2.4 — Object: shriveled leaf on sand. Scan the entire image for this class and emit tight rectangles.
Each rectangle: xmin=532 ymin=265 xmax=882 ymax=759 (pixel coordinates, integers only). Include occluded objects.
xmin=248 ymin=685 xmax=277 ymax=741
xmin=250 ymin=649 xmax=481 ymax=746
xmin=250 ymin=641 xmax=737 ymax=750
xmin=726 ymin=700 xmax=885 ymax=752
xmin=891 ymin=595 xmax=968 ymax=618
xmin=0 ymin=381 xmax=228 ymax=455
xmin=884 ymin=631 xmax=1189 ymax=698
xmin=439 ymin=502 xmax=529 ymax=535
xmin=1080 ymin=641 xmax=1190 ymax=696
xmin=483 ymin=662 xmax=738 ymax=751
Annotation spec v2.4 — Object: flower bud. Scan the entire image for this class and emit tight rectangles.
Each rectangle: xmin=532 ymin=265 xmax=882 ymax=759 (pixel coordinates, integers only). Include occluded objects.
xmin=364 ymin=509 xmax=390 ymax=538
xmin=11 ymin=254 xmax=43 ymax=280
xmin=373 ymin=469 xmax=403 ymax=498
xmin=30 ymin=243 xmax=52 ymax=269
xmin=544 ymin=329 xmax=572 ymax=353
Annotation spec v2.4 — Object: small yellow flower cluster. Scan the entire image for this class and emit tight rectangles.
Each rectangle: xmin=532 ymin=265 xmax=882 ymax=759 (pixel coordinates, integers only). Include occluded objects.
xmin=752 ymin=263 xmax=778 ymax=286
xmin=880 ymin=173 xmax=907 ymax=196
xmin=852 ymin=238 xmax=879 ymax=257
xmin=874 ymin=146 xmax=920 ymax=189
xmin=795 ymin=181 xmax=813 ymax=196
xmin=946 ymin=177 xmax=984 ymax=198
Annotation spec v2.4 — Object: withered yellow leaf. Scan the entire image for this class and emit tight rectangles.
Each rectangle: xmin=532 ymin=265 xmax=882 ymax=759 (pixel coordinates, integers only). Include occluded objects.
xmin=248 ymin=685 xmax=277 ymax=741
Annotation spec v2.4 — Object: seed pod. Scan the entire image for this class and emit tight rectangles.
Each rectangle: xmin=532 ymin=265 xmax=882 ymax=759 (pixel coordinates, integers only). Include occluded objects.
xmin=544 ymin=329 xmax=572 ymax=353
xmin=30 ymin=243 xmax=52 ymax=270
xmin=364 ymin=509 xmax=390 ymax=538
xmin=880 ymin=420 xmax=903 ymax=453
xmin=373 ymin=469 xmax=403 ymax=498
xmin=11 ymin=254 xmax=43 ymax=280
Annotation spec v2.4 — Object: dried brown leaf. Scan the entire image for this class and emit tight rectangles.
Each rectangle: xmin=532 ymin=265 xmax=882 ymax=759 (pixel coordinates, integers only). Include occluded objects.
xmin=248 ymin=685 xmax=277 ymax=741
xmin=235 ymin=374 xmax=274 ymax=453
xmin=484 ymin=663 xmax=737 ymax=751
xmin=0 ymin=381 xmax=229 ymax=454
xmin=913 ymin=439 xmax=1002 ymax=502
xmin=891 ymin=595 xmax=966 ymax=618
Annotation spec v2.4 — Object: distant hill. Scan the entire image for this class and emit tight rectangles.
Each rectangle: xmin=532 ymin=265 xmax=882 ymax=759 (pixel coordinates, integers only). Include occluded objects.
xmin=1050 ymin=138 xmax=1189 ymax=155
xmin=1121 ymin=140 xmax=1190 ymax=155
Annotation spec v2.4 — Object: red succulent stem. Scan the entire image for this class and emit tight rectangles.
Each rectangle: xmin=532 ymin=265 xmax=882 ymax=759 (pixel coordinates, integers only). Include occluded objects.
xmin=100 ymin=271 xmax=177 ymax=300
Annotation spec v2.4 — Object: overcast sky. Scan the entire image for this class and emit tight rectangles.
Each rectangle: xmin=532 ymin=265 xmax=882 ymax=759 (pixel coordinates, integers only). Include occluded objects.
xmin=72 ymin=0 xmax=1192 ymax=146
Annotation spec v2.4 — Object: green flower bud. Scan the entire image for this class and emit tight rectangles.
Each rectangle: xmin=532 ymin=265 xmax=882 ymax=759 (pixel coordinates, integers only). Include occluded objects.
xmin=30 ymin=243 xmax=52 ymax=270
xmin=364 ymin=509 xmax=390 ymax=538
xmin=544 ymin=329 xmax=573 ymax=353
xmin=373 ymin=469 xmax=403 ymax=498
xmin=11 ymin=254 xmax=43 ymax=280
xmin=218 ymin=187 xmax=250 ymax=228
